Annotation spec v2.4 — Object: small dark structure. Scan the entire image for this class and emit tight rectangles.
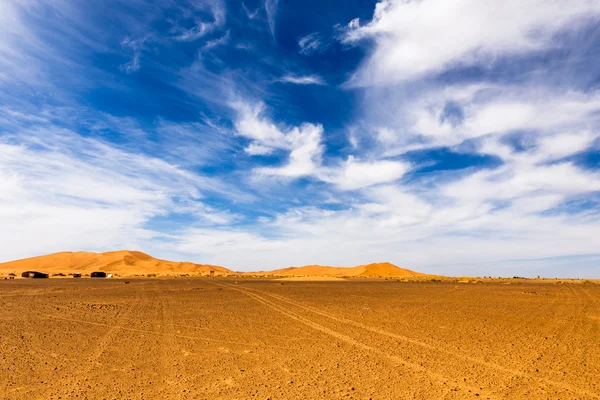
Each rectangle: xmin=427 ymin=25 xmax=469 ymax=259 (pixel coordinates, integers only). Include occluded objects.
xmin=91 ymin=271 xmax=107 ymax=278
xmin=21 ymin=271 xmax=49 ymax=279
xmin=73 ymin=273 xmax=82 ymax=278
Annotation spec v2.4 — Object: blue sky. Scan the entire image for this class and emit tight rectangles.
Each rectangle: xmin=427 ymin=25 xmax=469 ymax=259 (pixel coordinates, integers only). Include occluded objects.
xmin=1 ymin=0 xmax=600 ymax=277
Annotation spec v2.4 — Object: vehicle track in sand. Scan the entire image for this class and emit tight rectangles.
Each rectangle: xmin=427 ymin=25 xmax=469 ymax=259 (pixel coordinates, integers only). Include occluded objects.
xmin=37 ymin=314 xmax=294 ymax=348
xmin=153 ymin=282 xmax=187 ymax=396
xmin=20 ymin=291 xmax=143 ymax=399
xmin=80 ymin=313 xmax=327 ymax=343
xmin=221 ymin=282 xmax=600 ymax=399
xmin=214 ymin=282 xmax=492 ymax=398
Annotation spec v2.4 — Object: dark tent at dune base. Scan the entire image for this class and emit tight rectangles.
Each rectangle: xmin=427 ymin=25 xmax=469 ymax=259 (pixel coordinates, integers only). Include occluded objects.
xmin=21 ymin=271 xmax=49 ymax=279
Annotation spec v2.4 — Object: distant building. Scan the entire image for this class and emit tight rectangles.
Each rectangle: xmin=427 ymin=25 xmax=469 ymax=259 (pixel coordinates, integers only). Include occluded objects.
xmin=91 ymin=271 xmax=107 ymax=278
xmin=73 ymin=273 xmax=82 ymax=278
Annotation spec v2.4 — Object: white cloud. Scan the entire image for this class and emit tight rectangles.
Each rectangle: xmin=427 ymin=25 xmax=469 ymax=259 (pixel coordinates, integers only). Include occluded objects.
xmin=344 ymin=0 xmax=600 ymax=84
xmin=319 ymin=156 xmax=409 ymax=190
xmin=442 ymin=162 xmax=600 ymax=202
xmin=202 ymin=30 xmax=230 ymax=50
xmin=175 ymin=0 xmax=226 ymax=41
xmin=265 ymin=0 xmax=278 ymax=37
xmin=245 ymin=142 xmax=274 ymax=156
xmin=119 ymin=36 xmax=150 ymax=73
xmin=298 ymin=32 xmax=325 ymax=55
xmin=373 ymin=85 xmax=600 ymax=156
xmin=233 ymin=101 xmax=287 ymax=148
xmin=536 ymin=131 xmax=598 ymax=161
xmin=279 ymin=74 xmax=326 ymax=85
xmin=120 ymin=53 xmax=140 ymax=73
xmin=233 ymin=102 xmax=407 ymax=187
xmin=232 ymin=101 xmax=324 ymax=178
xmin=255 ymin=124 xmax=324 ymax=178
xmin=243 ymin=3 xmax=260 ymax=20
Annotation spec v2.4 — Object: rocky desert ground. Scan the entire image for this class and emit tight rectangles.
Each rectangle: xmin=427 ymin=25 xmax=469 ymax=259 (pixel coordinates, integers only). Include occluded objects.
xmin=1 ymin=277 xmax=599 ymax=399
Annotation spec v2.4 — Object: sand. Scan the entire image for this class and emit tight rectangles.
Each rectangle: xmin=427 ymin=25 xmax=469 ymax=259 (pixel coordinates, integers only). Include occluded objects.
xmin=275 ymin=276 xmax=347 ymax=281
xmin=1 ymin=278 xmax=599 ymax=399
xmin=0 ymin=250 xmax=232 ymax=277
xmin=253 ymin=262 xmax=426 ymax=277
xmin=0 ymin=251 xmax=425 ymax=278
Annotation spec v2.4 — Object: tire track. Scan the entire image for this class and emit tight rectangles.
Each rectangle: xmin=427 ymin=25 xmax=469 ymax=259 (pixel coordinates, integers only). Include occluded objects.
xmin=38 ymin=314 xmax=297 ymax=348
xmin=86 ymin=297 xmax=142 ymax=364
xmin=24 ymin=293 xmax=142 ymax=399
xmin=93 ymin=314 xmax=326 ymax=342
xmin=154 ymin=283 xmax=186 ymax=396
xmin=216 ymin=282 xmax=490 ymax=398
xmin=228 ymin=282 xmax=600 ymax=399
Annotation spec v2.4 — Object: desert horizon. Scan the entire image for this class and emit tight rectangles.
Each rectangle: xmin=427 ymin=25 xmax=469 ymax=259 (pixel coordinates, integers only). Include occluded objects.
xmin=0 ymin=249 xmax=426 ymax=278
xmin=1 ymin=250 xmax=598 ymax=281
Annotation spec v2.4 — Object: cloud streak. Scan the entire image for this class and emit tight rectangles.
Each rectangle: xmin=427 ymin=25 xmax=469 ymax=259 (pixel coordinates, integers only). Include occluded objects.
xmin=265 ymin=0 xmax=278 ymax=37
xmin=278 ymin=74 xmax=326 ymax=85
xmin=298 ymin=32 xmax=326 ymax=55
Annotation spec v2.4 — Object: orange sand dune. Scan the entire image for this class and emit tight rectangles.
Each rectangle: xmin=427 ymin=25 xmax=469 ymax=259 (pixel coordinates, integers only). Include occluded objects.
xmin=0 ymin=250 xmax=232 ymax=276
xmin=255 ymin=262 xmax=426 ymax=277
xmin=0 ymin=251 xmax=426 ymax=278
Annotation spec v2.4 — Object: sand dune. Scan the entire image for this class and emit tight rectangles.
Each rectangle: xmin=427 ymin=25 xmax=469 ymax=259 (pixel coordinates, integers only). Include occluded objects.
xmin=0 ymin=250 xmax=232 ymax=276
xmin=0 ymin=251 xmax=425 ymax=278
xmin=255 ymin=262 xmax=426 ymax=277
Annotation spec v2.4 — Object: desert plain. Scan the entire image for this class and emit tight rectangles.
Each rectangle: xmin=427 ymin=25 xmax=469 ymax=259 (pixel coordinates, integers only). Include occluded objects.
xmin=1 ymin=272 xmax=599 ymax=399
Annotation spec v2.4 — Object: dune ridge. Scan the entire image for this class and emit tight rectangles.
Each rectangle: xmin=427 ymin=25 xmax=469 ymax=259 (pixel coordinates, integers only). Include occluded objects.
xmin=252 ymin=262 xmax=426 ymax=277
xmin=0 ymin=251 xmax=425 ymax=277
xmin=0 ymin=250 xmax=232 ymax=276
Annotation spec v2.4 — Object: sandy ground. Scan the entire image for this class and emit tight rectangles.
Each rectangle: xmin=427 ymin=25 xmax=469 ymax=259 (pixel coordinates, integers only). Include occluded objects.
xmin=1 ymin=278 xmax=599 ymax=399
xmin=274 ymin=276 xmax=347 ymax=281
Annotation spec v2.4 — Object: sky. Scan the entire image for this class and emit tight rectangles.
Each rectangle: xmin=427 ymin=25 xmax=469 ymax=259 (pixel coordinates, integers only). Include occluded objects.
xmin=1 ymin=0 xmax=600 ymax=277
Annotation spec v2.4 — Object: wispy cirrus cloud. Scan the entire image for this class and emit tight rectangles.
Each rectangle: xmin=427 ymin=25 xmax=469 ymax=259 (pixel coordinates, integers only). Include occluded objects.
xmin=298 ymin=32 xmax=327 ymax=55
xmin=119 ymin=35 xmax=152 ymax=73
xmin=278 ymin=74 xmax=326 ymax=85
xmin=318 ymin=156 xmax=409 ymax=191
xmin=173 ymin=0 xmax=226 ymax=41
xmin=264 ymin=0 xmax=278 ymax=37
